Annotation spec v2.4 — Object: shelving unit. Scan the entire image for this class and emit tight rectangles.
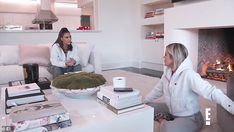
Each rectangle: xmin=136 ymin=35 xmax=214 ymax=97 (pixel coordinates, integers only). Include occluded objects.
xmin=141 ymin=0 xmax=173 ymax=71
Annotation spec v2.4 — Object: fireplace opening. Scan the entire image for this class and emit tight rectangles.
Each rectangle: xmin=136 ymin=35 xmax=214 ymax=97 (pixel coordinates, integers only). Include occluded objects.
xmin=198 ymin=28 xmax=234 ymax=82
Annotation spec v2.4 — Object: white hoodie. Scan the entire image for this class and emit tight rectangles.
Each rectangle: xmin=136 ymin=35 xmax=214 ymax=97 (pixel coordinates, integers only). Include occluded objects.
xmin=144 ymin=57 xmax=234 ymax=116
xmin=50 ymin=43 xmax=80 ymax=68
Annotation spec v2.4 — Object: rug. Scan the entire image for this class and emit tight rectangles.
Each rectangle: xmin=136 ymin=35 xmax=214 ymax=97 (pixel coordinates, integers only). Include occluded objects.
xmin=102 ymin=70 xmax=223 ymax=132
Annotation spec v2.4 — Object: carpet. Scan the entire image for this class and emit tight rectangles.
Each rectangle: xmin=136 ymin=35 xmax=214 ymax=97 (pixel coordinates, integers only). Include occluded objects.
xmin=102 ymin=70 xmax=223 ymax=132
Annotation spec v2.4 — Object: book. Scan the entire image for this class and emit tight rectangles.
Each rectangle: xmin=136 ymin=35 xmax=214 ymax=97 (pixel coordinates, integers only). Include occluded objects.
xmin=5 ymin=100 xmax=46 ymax=114
xmin=43 ymin=119 xmax=72 ymax=131
xmin=7 ymin=83 xmax=41 ymax=97
xmin=99 ymin=86 xmax=140 ymax=100
xmin=97 ymin=91 xmax=142 ymax=109
xmin=5 ymin=89 xmax=45 ymax=107
xmin=144 ymin=11 xmax=155 ymax=18
xmin=19 ymin=119 xmax=72 ymax=132
xmin=10 ymin=100 xmax=67 ymax=122
xmin=8 ymin=77 xmax=51 ymax=90
xmin=8 ymin=80 xmax=24 ymax=86
xmin=97 ymin=97 xmax=145 ymax=114
xmin=11 ymin=112 xmax=70 ymax=132
xmin=42 ymin=119 xmax=72 ymax=131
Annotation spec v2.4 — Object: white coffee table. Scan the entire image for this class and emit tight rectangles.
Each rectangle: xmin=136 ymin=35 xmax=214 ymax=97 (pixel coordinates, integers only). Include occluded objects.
xmin=0 ymin=88 xmax=154 ymax=132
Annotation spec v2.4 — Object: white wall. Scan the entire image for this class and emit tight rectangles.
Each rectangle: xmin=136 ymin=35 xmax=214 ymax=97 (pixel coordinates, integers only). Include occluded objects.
xmin=164 ymin=0 xmax=234 ymax=71
xmin=0 ymin=0 xmax=142 ymax=70
xmin=0 ymin=1 xmax=82 ymax=30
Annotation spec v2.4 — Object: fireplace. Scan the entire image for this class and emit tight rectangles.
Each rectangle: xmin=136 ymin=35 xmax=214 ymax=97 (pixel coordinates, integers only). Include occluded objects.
xmin=164 ymin=0 xmax=234 ymax=82
xmin=198 ymin=28 xmax=234 ymax=81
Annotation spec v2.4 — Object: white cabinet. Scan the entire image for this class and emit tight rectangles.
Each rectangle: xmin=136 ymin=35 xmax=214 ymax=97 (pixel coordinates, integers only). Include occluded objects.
xmin=140 ymin=0 xmax=172 ymax=71
xmin=142 ymin=39 xmax=164 ymax=63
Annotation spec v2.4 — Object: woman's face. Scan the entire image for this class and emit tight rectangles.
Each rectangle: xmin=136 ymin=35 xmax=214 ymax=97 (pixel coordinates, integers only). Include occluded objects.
xmin=164 ymin=49 xmax=174 ymax=68
xmin=61 ymin=32 xmax=71 ymax=45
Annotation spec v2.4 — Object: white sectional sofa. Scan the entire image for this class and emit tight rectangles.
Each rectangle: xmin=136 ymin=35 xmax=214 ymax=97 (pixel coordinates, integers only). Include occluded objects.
xmin=0 ymin=43 xmax=102 ymax=84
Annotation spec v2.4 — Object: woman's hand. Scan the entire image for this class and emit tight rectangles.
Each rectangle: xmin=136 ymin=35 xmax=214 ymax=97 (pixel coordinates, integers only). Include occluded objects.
xmin=66 ymin=58 xmax=76 ymax=66
xmin=70 ymin=58 xmax=76 ymax=65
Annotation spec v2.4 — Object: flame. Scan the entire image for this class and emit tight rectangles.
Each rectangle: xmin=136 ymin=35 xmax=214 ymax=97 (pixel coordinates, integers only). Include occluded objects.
xmin=216 ymin=68 xmax=224 ymax=71
xmin=216 ymin=60 xmax=221 ymax=64
xmin=228 ymin=64 xmax=233 ymax=72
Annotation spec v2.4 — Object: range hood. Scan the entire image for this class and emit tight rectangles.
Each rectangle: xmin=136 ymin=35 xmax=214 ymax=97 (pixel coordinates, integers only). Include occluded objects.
xmin=32 ymin=0 xmax=58 ymax=24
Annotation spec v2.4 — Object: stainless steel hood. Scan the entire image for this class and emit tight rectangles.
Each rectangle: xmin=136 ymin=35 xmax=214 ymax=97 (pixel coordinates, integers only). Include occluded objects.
xmin=32 ymin=0 xmax=58 ymax=24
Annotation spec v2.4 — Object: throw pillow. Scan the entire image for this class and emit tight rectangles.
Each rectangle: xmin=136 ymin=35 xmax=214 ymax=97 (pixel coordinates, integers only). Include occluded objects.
xmin=19 ymin=44 xmax=50 ymax=66
xmin=0 ymin=45 xmax=19 ymax=65
xmin=76 ymin=43 xmax=94 ymax=67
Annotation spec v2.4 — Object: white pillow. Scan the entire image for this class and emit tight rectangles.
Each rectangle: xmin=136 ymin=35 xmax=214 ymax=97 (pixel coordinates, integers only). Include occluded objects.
xmin=0 ymin=45 xmax=19 ymax=65
xmin=76 ymin=43 xmax=94 ymax=67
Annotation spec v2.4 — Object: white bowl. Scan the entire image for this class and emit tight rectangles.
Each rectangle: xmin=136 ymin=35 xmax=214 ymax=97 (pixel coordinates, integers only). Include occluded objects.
xmin=51 ymin=85 xmax=100 ymax=98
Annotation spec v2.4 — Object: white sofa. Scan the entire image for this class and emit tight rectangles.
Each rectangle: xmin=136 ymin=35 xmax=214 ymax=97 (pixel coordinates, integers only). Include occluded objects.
xmin=0 ymin=43 xmax=102 ymax=84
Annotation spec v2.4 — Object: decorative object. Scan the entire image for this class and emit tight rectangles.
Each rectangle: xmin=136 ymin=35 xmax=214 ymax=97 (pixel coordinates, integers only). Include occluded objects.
xmin=112 ymin=77 xmax=126 ymax=88
xmin=77 ymin=26 xmax=90 ymax=30
xmin=52 ymin=72 xmax=106 ymax=98
xmin=144 ymin=11 xmax=155 ymax=18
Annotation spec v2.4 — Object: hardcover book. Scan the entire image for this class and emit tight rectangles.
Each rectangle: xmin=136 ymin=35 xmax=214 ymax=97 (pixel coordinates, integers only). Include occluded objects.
xmin=42 ymin=119 xmax=72 ymax=131
xmin=97 ymin=97 xmax=144 ymax=114
xmin=7 ymin=83 xmax=41 ymax=97
xmin=5 ymin=100 xmax=46 ymax=114
xmin=99 ymin=86 xmax=140 ymax=100
xmin=5 ymin=89 xmax=45 ymax=107
xmin=11 ymin=112 xmax=70 ymax=132
xmin=97 ymin=91 xmax=142 ymax=109
xmin=15 ymin=119 xmax=72 ymax=132
xmin=10 ymin=100 xmax=67 ymax=122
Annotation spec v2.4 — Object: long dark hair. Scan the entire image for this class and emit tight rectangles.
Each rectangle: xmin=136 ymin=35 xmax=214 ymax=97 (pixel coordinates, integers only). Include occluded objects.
xmin=53 ymin=27 xmax=73 ymax=52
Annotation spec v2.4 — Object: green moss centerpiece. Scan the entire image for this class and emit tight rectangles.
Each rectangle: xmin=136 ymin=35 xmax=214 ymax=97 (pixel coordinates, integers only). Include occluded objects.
xmin=51 ymin=72 xmax=106 ymax=98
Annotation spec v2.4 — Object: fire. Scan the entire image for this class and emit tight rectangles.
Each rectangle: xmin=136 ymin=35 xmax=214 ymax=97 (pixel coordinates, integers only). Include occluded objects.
xmin=215 ymin=60 xmax=224 ymax=71
xmin=216 ymin=68 xmax=224 ymax=71
xmin=228 ymin=64 xmax=233 ymax=72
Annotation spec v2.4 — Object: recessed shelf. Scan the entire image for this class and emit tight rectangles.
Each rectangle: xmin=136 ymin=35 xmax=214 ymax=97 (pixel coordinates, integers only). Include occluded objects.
xmin=142 ymin=15 xmax=164 ymax=26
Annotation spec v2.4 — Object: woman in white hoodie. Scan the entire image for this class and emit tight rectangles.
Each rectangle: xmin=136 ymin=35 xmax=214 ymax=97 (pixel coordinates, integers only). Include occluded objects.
xmin=50 ymin=27 xmax=81 ymax=78
xmin=144 ymin=43 xmax=234 ymax=132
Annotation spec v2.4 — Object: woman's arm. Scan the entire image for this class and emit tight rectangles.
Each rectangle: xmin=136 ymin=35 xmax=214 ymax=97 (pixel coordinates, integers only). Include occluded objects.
xmin=50 ymin=44 xmax=66 ymax=67
xmin=144 ymin=78 xmax=164 ymax=103
xmin=69 ymin=44 xmax=80 ymax=65
xmin=190 ymin=72 xmax=234 ymax=114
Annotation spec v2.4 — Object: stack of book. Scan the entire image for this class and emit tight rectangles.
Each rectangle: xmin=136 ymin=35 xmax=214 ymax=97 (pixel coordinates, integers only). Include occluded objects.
xmin=97 ymin=86 xmax=144 ymax=114
xmin=9 ymin=100 xmax=72 ymax=132
xmin=155 ymin=8 xmax=164 ymax=15
xmin=144 ymin=11 xmax=155 ymax=18
xmin=5 ymin=83 xmax=45 ymax=114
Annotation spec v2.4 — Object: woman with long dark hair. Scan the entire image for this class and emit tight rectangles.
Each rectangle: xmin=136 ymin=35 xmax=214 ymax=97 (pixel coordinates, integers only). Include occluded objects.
xmin=50 ymin=27 xmax=81 ymax=78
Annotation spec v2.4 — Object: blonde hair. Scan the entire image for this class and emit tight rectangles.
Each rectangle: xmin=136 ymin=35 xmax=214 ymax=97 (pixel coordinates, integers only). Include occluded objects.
xmin=166 ymin=43 xmax=188 ymax=70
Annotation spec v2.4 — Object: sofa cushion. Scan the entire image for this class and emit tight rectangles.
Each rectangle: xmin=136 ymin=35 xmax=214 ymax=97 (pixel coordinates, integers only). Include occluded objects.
xmin=82 ymin=64 xmax=94 ymax=73
xmin=19 ymin=44 xmax=50 ymax=66
xmin=76 ymin=43 xmax=94 ymax=67
xmin=0 ymin=65 xmax=24 ymax=84
xmin=0 ymin=45 xmax=19 ymax=65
